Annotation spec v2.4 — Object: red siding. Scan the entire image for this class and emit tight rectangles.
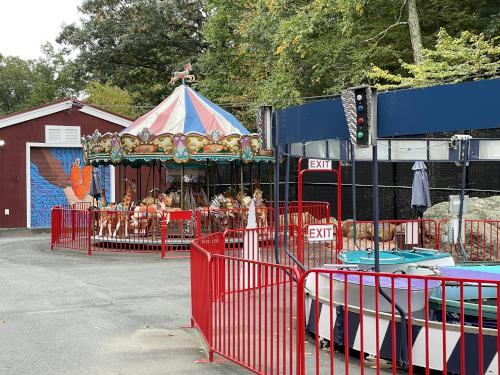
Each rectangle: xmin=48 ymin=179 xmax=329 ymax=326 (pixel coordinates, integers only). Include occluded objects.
xmin=0 ymin=108 xmax=125 ymax=228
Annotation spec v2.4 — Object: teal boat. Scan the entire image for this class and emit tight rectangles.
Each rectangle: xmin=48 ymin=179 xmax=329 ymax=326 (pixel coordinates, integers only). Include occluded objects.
xmin=338 ymin=247 xmax=455 ymax=275
xmin=430 ymin=264 xmax=500 ymax=328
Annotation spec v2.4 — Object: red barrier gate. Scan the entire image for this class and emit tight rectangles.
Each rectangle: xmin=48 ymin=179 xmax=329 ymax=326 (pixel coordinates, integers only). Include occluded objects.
xmin=438 ymin=219 xmax=500 ymax=261
xmin=191 ymin=232 xmax=300 ymax=374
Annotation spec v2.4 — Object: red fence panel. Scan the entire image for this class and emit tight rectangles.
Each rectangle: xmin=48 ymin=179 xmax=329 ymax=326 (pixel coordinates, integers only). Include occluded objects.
xmin=50 ymin=207 xmax=90 ymax=252
xmin=341 ymin=219 xmax=439 ymax=252
xmin=190 ymin=239 xmax=218 ymax=353
xmin=161 ymin=210 xmax=195 ymax=258
xmin=438 ymin=219 xmax=500 ymax=261
xmin=302 ymin=223 xmax=338 ymax=268
xmin=297 ymin=269 xmax=500 ymax=375
xmin=88 ymin=208 xmax=163 ymax=254
xmin=210 ymin=252 xmax=299 ymax=374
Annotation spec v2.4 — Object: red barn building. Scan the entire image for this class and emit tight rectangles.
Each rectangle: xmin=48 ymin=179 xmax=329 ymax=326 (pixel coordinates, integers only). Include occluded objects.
xmin=0 ymin=99 xmax=132 ymax=228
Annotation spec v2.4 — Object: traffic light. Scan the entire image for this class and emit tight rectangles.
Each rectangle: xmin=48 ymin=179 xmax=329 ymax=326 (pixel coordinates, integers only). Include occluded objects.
xmin=341 ymin=85 xmax=377 ymax=147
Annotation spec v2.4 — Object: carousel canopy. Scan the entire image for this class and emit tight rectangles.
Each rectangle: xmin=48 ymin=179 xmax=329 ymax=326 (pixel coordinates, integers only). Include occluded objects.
xmin=82 ymin=85 xmax=273 ymax=166
xmin=122 ymin=85 xmax=249 ymax=137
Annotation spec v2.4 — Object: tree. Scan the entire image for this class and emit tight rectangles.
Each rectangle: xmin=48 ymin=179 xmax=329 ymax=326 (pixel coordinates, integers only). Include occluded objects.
xmin=58 ymin=0 xmax=206 ymax=106
xmin=196 ymin=0 xmax=498 ymax=127
xmin=85 ymin=81 xmax=140 ymax=119
xmin=368 ymin=29 xmax=500 ymax=90
xmin=0 ymin=44 xmax=82 ymax=115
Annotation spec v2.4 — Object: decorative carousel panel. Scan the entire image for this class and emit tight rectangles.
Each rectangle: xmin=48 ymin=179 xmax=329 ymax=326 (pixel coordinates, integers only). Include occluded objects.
xmin=186 ymin=134 xmax=210 ymax=154
xmin=154 ymin=134 xmax=174 ymax=154
xmin=120 ymin=134 xmax=140 ymax=153
xmin=220 ymin=134 xmax=242 ymax=154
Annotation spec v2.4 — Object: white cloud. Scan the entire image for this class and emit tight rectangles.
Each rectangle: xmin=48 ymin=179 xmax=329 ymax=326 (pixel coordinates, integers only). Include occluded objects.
xmin=0 ymin=0 xmax=82 ymax=59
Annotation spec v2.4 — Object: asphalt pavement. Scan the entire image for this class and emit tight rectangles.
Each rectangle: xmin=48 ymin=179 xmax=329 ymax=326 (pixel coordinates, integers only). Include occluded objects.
xmin=0 ymin=231 xmax=247 ymax=375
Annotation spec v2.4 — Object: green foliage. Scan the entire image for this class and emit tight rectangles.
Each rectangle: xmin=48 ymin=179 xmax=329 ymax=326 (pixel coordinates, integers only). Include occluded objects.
xmin=85 ymin=81 xmax=140 ymax=119
xmin=369 ymin=29 xmax=500 ymax=90
xmin=58 ymin=0 xmax=205 ymax=106
xmin=2 ymin=0 xmax=499 ymax=122
xmin=197 ymin=0 xmax=499 ymax=120
xmin=0 ymin=44 xmax=82 ymax=115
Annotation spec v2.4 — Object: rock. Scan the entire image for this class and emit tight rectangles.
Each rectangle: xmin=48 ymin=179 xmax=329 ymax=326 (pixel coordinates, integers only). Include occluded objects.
xmin=424 ymin=196 xmax=500 ymax=259
xmin=367 ymin=224 xmax=396 ymax=242
xmin=342 ymin=219 xmax=368 ymax=239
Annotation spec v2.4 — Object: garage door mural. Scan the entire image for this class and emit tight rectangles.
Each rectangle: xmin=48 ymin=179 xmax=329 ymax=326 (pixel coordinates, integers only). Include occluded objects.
xmin=30 ymin=147 xmax=110 ymax=228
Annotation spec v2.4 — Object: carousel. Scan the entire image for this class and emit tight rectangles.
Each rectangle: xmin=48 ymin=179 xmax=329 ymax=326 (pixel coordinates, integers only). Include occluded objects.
xmin=81 ymin=78 xmax=273 ymax=248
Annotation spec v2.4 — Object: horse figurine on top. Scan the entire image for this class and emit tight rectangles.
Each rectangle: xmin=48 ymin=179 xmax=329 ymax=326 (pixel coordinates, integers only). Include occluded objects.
xmin=169 ymin=63 xmax=196 ymax=85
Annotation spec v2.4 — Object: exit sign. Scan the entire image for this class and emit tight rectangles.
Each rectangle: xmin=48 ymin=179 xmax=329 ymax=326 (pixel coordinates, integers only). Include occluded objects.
xmin=307 ymin=224 xmax=336 ymax=242
xmin=308 ymin=159 xmax=332 ymax=170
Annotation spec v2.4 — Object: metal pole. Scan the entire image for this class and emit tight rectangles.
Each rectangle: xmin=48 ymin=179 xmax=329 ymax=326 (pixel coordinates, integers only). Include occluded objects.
xmin=274 ymin=144 xmax=280 ymax=264
xmin=152 ymin=160 xmax=155 ymax=196
xmin=283 ymin=144 xmax=290 ymax=251
xmin=240 ymin=161 xmax=244 ymax=197
xmin=457 ymin=139 xmax=470 ymax=260
xmin=269 ymin=163 xmax=273 ymax=202
xmin=372 ymin=144 xmax=380 ymax=272
xmin=373 ymin=143 xmax=408 ymax=366
xmin=351 ymin=145 xmax=357 ymax=247
xmin=206 ymin=159 xmax=210 ymax=199
xmin=181 ymin=163 xmax=185 ymax=209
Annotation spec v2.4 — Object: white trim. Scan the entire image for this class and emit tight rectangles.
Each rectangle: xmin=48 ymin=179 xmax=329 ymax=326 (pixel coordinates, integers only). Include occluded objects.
xmin=0 ymin=101 xmax=73 ymax=129
xmin=0 ymin=100 xmax=133 ymax=129
xmin=25 ymin=142 xmax=117 ymax=228
xmin=79 ymin=106 xmax=132 ymax=128
xmin=26 ymin=143 xmax=31 ymax=228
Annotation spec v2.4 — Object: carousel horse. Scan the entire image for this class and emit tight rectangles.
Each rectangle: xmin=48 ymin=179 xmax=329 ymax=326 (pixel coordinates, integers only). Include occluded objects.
xmin=156 ymin=192 xmax=182 ymax=225
xmin=97 ymin=188 xmax=115 ymax=237
xmin=253 ymin=183 xmax=268 ymax=227
xmin=169 ymin=63 xmax=196 ymax=85
xmin=131 ymin=196 xmax=157 ymax=235
xmin=112 ymin=180 xmax=136 ymax=237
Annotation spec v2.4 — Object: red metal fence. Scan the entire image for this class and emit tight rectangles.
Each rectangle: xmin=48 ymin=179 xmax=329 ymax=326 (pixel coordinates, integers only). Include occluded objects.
xmin=438 ymin=219 xmax=500 ymax=261
xmin=50 ymin=202 xmax=331 ymax=258
xmin=191 ymin=232 xmax=300 ymax=374
xmin=191 ymin=226 xmax=500 ymax=375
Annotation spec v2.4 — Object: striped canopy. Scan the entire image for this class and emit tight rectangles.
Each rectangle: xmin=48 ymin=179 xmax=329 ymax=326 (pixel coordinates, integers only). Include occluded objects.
xmin=122 ymin=85 xmax=249 ymax=136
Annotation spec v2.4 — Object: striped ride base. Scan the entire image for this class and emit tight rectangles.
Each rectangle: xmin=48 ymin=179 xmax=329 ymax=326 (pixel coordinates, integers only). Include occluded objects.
xmin=305 ymin=293 xmax=498 ymax=374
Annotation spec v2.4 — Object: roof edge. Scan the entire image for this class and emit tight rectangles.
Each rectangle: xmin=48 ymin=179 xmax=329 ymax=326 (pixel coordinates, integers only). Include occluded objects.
xmin=0 ymin=98 xmax=133 ymax=129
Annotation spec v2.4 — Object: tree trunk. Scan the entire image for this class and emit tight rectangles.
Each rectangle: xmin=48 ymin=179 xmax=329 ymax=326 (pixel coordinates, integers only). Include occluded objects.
xmin=407 ymin=0 xmax=423 ymax=64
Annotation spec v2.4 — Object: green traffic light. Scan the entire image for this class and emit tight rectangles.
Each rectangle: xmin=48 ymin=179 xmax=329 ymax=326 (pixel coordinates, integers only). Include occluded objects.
xmin=357 ymin=131 xmax=363 ymax=139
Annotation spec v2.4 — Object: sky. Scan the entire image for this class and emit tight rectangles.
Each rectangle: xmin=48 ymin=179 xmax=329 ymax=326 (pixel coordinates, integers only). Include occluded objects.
xmin=0 ymin=0 xmax=82 ymax=60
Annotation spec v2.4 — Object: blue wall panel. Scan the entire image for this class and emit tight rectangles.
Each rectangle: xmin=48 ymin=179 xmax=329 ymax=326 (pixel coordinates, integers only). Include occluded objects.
xmin=275 ymin=79 xmax=500 ymax=144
